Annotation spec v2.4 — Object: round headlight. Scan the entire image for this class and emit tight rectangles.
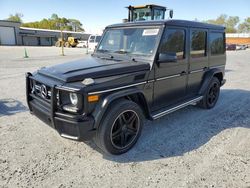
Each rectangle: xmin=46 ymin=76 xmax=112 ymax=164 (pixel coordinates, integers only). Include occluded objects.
xmin=69 ymin=93 xmax=78 ymax=106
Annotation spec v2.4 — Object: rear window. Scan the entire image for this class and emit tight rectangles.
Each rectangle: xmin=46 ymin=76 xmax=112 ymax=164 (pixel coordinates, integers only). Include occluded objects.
xmin=210 ymin=32 xmax=225 ymax=55
xmin=191 ymin=30 xmax=207 ymax=58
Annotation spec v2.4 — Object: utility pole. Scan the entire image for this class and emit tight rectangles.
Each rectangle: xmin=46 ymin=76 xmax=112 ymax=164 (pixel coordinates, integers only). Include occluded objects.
xmin=56 ymin=22 xmax=65 ymax=56
xmin=60 ymin=29 xmax=64 ymax=56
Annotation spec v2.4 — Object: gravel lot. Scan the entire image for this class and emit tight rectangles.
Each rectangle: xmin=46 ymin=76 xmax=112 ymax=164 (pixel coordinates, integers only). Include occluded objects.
xmin=0 ymin=46 xmax=250 ymax=188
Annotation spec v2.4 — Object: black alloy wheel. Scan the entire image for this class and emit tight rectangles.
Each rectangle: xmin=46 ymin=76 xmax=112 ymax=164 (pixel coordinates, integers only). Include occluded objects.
xmin=110 ymin=110 xmax=140 ymax=149
xmin=198 ymin=77 xmax=221 ymax=109
xmin=94 ymin=99 xmax=143 ymax=155
xmin=207 ymin=81 xmax=220 ymax=106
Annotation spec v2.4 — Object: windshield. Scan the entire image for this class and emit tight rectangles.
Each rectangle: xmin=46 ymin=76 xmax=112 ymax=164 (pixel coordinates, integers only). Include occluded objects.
xmin=97 ymin=27 xmax=160 ymax=56
xmin=133 ymin=8 xmax=152 ymax=21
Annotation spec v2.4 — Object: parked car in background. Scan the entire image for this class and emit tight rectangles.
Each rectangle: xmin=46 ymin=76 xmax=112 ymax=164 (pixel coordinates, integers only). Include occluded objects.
xmin=88 ymin=35 xmax=102 ymax=51
xmin=76 ymin=40 xmax=88 ymax=48
xmin=226 ymin=44 xmax=236 ymax=51
xmin=236 ymin=44 xmax=247 ymax=50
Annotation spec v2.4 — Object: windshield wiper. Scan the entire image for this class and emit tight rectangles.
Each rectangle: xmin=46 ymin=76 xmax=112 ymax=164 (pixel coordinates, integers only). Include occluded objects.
xmin=96 ymin=49 xmax=110 ymax=53
xmin=113 ymin=50 xmax=131 ymax=54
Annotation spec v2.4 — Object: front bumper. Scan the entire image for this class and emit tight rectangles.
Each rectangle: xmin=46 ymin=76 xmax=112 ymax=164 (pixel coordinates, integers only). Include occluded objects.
xmin=26 ymin=73 xmax=96 ymax=141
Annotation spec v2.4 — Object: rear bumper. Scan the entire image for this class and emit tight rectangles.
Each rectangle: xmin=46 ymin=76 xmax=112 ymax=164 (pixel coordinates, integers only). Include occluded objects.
xmin=26 ymin=73 xmax=96 ymax=141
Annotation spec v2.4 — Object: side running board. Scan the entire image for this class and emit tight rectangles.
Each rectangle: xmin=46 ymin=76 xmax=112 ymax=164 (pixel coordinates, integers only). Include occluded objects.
xmin=152 ymin=96 xmax=203 ymax=120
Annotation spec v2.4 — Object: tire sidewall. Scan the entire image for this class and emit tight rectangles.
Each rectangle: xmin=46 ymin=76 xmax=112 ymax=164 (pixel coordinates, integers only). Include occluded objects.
xmin=204 ymin=77 xmax=220 ymax=109
xmin=97 ymin=100 xmax=144 ymax=155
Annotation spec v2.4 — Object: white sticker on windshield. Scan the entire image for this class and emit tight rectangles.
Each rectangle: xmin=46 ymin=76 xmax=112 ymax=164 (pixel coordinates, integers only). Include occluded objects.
xmin=142 ymin=29 xmax=159 ymax=36
xmin=108 ymin=40 xmax=114 ymax=45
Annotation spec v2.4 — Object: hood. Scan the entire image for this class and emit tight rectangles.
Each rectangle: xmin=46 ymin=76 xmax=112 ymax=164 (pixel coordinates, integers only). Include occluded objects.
xmin=38 ymin=56 xmax=150 ymax=83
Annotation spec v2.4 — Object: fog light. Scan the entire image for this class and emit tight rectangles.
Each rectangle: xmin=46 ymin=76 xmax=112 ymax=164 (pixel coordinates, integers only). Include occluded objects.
xmin=62 ymin=104 xmax=78 ymax=113
xmin=70 ymin=93 xmax=78 ymax=106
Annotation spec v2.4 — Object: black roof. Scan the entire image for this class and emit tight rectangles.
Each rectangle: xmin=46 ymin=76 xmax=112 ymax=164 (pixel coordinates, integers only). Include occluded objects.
xmin=107 ymin=19 xmax=225 ymax=30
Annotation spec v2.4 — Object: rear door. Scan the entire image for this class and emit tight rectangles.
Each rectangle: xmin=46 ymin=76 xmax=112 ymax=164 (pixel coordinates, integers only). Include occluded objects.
xmin=187 ymin=28 xmax=208 ymax=95
xmin=153 ymin=26 xmax=188 ymax=110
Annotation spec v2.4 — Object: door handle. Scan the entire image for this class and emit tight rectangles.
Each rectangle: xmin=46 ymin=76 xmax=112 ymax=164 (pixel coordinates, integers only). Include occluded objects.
xmin=180 ymin=71 xmax=186 ymax=76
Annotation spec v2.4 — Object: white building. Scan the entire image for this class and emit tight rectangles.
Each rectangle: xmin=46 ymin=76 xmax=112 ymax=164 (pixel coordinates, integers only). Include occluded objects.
xmin=0 ymin=20 xmax=90 ymax=46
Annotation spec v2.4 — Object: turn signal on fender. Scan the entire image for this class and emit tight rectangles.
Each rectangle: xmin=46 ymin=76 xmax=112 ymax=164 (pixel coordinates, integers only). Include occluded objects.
xmin=88 ymin=95 xmax=99 ymax=102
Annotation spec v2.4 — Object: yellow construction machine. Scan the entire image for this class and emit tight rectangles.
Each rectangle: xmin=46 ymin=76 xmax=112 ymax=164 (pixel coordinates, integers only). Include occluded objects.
xmin=55 ymin=37 xmax=79 ymax=48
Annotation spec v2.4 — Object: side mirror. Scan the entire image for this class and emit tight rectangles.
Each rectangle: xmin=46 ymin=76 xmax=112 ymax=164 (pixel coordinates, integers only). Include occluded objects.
xmin=158 ymin=53 xmax=177 ymax=63
xmin=169 ymin=10 xmax=174 ymax=19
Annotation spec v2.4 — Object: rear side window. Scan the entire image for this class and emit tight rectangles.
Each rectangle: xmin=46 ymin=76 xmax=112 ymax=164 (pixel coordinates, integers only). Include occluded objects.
xmin=210 ymin=32 xmax=225 ymax=55
xmin=191 ymin=30 xmax=207 ymax=58
xmin=159 ymin=29 xmax=185 ymax=60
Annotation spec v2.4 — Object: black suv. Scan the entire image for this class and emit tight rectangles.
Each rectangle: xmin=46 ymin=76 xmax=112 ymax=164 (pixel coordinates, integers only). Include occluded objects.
xmin=26 ymin=20 xmax=226 ymax=155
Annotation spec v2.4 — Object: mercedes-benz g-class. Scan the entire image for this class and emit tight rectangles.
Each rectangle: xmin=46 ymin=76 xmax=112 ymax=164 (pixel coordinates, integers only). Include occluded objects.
xmin=26 ymin=20 xmax=226 ymax=154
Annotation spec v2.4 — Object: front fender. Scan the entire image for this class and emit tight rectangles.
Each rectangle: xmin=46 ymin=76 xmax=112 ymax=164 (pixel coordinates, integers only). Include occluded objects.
xmin=92 ymin=87 xmax=150 ymax=129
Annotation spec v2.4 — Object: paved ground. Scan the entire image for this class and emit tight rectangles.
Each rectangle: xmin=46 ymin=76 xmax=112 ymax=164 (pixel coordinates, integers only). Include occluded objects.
xmin=0 ymin=46 xmax=249 ymax=188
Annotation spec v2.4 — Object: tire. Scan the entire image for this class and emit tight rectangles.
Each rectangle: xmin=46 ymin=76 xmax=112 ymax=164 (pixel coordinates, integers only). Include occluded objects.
xmin=198 ymin=77 xmax=220 ymax=109
xmin=94 ymin=99 xmax=144 ymax=155
xmin=65 ymin=42 xmax=70 ymax=48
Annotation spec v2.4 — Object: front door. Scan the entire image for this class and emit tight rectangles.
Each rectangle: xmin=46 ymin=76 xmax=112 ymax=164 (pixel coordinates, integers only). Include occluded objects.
xmin=153 ymin=27 xmax=188 ymax=110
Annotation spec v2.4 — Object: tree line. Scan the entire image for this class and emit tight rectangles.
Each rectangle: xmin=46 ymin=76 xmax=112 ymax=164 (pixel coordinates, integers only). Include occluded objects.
xmin=6 ymin=13 xmax=250 ymax=33
xmin=6 ymin=13 xmax=84 ymax=32
xmin=204 ymin=14 xmax=250 ymax=33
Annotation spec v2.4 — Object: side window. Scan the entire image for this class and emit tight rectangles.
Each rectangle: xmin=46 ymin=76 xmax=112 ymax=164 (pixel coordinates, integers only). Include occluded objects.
xmin=159 ymin=29 xmax=185 ymax=60
xmin=210 ymin=32 xmax=225 ymax=55
xmin=191 ymin=30 xmax=207 ymax=58
xmin=89 ymin=36 xmax=95 ymax=43
xmin=154 ymin=9 xmax=164 ymax=20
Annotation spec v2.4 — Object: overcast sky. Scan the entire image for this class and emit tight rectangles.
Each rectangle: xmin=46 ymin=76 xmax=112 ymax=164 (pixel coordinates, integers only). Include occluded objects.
xmin=0 ymin=0 xmax=249 ymax=34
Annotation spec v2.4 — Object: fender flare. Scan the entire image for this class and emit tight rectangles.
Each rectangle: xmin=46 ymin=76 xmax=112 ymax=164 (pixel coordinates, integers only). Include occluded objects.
xmin=198 ymin=68 xmax=224 ymax=95
xmin=92 ymin=87 xmax=151 ymax=129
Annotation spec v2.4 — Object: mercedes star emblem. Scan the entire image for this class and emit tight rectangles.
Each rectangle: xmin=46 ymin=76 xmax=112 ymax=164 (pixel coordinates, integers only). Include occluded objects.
xmin=41 ymin=85 xmax=47 ymax=98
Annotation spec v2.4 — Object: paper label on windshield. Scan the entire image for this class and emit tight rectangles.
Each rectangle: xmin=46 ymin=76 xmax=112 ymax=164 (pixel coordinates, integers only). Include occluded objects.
xmin=142 ymin=29 xmax=159 ymax=36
